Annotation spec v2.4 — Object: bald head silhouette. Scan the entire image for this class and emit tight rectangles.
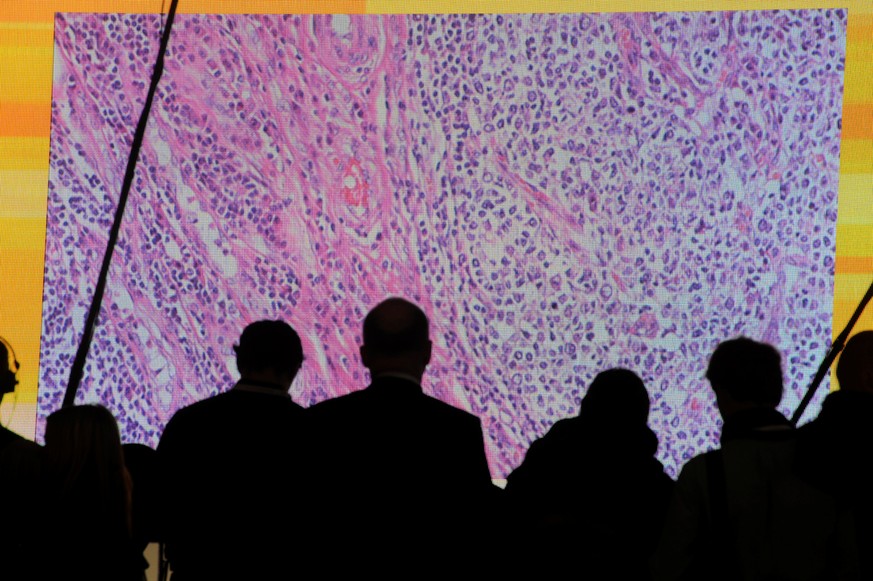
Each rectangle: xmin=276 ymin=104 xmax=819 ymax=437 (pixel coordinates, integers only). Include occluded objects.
xmin=232 ymin=319 xmax=304 ymax=391
xmin=360 ymin=297 xmax=432 ymax=381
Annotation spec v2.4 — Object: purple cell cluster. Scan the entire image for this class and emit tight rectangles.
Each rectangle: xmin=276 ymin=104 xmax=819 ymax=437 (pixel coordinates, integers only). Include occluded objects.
xmin=42 ymin=10 xmax=846 ymax=478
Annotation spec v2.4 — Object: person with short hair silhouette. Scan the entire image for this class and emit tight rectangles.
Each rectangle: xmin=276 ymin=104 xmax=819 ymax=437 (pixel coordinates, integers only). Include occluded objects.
xmin=157 ymin=320 xmax=307 ymax=581
xmin=307 ymin=297 xmax=497 ymax=576
xmin=796 ymin=330 xmax=873 ymax=577
xmin=651 ymin=337 xmax=854 ymax=580
xmin=505 ymin=368 xmax=673 ymax=579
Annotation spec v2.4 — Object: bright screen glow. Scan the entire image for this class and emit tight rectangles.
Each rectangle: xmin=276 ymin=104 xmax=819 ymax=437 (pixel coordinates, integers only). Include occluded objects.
xmin=41 ymin=10 xmax=846 ymax=478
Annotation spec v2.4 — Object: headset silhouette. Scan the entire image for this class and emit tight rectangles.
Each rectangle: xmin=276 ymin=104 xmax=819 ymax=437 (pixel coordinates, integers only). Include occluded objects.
xmin=0 ymin=336 xmax=20 ymax=395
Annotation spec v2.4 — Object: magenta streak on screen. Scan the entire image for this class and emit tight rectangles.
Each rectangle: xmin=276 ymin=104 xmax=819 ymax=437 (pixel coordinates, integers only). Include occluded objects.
xmin=41 ymin=11 xmax=845 ymax=478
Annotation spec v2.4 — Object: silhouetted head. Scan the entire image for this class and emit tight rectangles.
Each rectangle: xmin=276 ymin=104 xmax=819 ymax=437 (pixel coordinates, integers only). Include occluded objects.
xmin=234 ymin=320 xmax=304 ymax=388
xmin=360 ymin=297 xmax=432 ymax=380
xmin=44 ymin=404 xmax=131 ymax=532
xmin=0 ymin=336 xmax=20 ymax=397
xmin=579 ymin=368 xmax=650 ymax=427
xmin=836 ymin=330 xmax=873 ymax=393
xmin=45 ymin=404 xmax=127 ymax=482
xmin=706 ymin=337 xmax=783 ymax=415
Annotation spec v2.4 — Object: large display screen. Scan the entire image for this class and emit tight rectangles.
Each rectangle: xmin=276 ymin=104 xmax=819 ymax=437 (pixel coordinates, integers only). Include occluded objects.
xmin=39 ymin=8 xmax=848 ymax=479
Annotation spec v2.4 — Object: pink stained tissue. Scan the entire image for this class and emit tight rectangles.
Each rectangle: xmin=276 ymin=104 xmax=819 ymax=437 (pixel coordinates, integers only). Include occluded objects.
xmin=42 ymin=11 xmax=846 ymax=478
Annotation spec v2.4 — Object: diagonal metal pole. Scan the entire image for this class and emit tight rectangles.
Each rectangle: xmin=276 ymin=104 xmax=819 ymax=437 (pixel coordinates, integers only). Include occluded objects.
xmin=62 ymin=0 xmax=180 ymax=408
xmin=791 ymin=277 xmax=873 ymax=425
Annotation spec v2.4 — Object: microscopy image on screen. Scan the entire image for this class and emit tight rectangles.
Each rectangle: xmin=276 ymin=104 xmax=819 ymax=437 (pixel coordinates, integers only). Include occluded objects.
xmin=42 ymin=10 xmax=846 ymax=478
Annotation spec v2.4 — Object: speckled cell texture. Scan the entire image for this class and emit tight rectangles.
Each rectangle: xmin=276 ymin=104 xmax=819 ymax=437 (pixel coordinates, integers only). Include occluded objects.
xmin=43 ymin=11 xmax=846 ymax=478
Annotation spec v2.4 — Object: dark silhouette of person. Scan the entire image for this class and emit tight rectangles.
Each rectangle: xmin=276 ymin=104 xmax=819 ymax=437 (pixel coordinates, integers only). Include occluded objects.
xmin=651 ymin=337 xmax=854 ymax=580
xmin=156 ymin=320 xmax=307 ymax=581
xmin=307 ymin=297 xmax=498 ymax=576
xmin=123 ymin=443 xmax=161 ymax=566
xmin=0 ymin=336 xmax=45 ymax=578
xmin=40 ymin=404 xmax=147 ymax=581
xmin=504 ymin=368 xmax=674 ymax=579
xmin=796 ymin=330 xmax=873 ymax=577
xmin=0 ymin=337 xmax=38 ymax=455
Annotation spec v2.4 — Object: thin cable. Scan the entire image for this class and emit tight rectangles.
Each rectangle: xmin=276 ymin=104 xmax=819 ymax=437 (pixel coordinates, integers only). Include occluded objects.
xmin=62 ymin=0 xmax=181 ymax=409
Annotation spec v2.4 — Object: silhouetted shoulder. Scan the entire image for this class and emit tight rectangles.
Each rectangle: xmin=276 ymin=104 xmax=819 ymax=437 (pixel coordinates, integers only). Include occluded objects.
xmin=0 ymin=428 xmax=41 ymax=459
xmin=308 ymin=377 xmax=480 ymax=430
xmin=163 ymin=388 xmax=303 ymax=435
xmin=526 ymin=416 xmax=580 ymax=448
xmin=307 ymin=376 xmax=491 ymax=487
xmin=307 ymin=386 xmax=369 ymax=414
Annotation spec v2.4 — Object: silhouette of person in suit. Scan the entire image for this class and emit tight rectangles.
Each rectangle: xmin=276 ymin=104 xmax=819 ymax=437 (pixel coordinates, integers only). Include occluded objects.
xmin=797 ymin=330 xmax=873 ymax=577
xmin=157 ymin=320 xmax=307 ymax=581
xmin=652 ymin=337 xmax=853 ymax=580
xmin=505 ymin=368 xmax=673 ymax=579
xmin=307 ymin=297 xmax=497 ymax=576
